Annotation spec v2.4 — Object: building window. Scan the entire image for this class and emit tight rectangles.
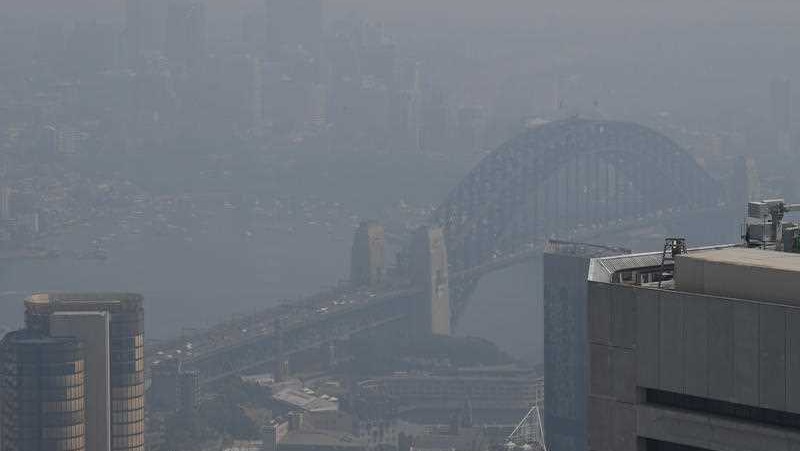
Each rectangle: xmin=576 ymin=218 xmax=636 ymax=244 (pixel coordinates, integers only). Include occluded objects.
xmin=645 ymin=388 xmax=800 ymax=430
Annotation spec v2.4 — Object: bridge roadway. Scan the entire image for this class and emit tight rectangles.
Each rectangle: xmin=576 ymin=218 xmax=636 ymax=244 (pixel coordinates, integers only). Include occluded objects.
xmin=148 ymin=284 xmax=422 ymax=384
xmin=148 ymin=206 xmax=733 ymax=384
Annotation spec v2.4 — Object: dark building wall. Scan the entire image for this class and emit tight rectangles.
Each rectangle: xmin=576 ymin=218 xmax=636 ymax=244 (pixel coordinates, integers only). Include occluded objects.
xmin=0 ymin=331 xmax=87 ymax=451
xmin=543 ymin=252 xmax=590 ymax=451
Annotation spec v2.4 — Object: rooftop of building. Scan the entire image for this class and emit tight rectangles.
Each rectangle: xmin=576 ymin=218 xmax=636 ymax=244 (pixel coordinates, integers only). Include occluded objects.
xmin=26 ymin=292 xmax=143 ymax=305
xmin=280 ymin=429 xmax=365 ymax=448
xmin=412 ymin=427 xmax=484 ymax=451
xmin=0 ymin=329 xmax=82 ymax=347
xmin=679 ymin=246 xmax=800 ymax=272
xmin=587 ymin=244 xmax=738 ymax=284
xmin=24 ymin=293 xmax=144 ymax=316
xmin=272 ymin=387 xmax=339 ymax=412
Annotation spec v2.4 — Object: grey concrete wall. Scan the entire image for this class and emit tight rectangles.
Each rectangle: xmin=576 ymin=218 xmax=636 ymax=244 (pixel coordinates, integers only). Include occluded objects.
xmin=588 ymin=280 xmax=800 ymax=451
xmin=50 ymin=311 xmax=111 ymax=451
xmin=629 ymin=287 xmax=800 ymax=414
xmin=675 ymin=251 xmax=800 ymax=307
xmin=543 ymin=252 xmax=591 ymax=451
xmin=587 ymin=282 xmax=638 ymax=451
xmin=638 ymin=404 xmax=800 ymax=451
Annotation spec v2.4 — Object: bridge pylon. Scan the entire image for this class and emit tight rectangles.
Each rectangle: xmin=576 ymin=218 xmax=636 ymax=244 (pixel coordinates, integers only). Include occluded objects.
xmin=410 ymin=226 xmax=451 ymax=336
xmin=350 ymin=221 xmax=386 ymax=287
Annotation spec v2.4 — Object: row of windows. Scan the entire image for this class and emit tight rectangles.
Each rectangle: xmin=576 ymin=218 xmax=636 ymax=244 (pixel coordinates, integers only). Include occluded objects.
xmin=112 ymin=420 xmax=145 ymax=435
xmin=112 ymin=407 xmax=144 ymax=423
xmin=645 ymin=389 xmax=800 ymax=431
xmin=42 ymin=410 xmax=86 ymax=425
xmin=42 ymin=423 xmax=85 ymax=439
xmin=33 ymin=373 xmax=85 ymax=388
xmin=42 ymin=399 xmax=85 ymax=413
xmin=111 ymin=372 xmax=144 ymax=385
xmin=112 ymin=396 xmax=144 ymax=411
xmin=10 ymin=362 xmax=84 ymax=376
xmin=41 ymin=436 xmax=86 ymax=451
xmin=111 ymin=346 xmax=144 ymax=360
xmin=110 ymin=338 xmax=144 ymax=350
xmin=112 ymin=384 xmax=144 ymax=398
xmin=110 ymin=359 xmax=144 ymax=372
xmin=111 ymin=431 xmax=145 ymax=448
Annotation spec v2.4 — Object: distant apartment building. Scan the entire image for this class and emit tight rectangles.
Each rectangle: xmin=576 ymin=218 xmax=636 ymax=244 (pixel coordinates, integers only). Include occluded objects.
xmin=361 ymin=366 xmax=543 ymax=411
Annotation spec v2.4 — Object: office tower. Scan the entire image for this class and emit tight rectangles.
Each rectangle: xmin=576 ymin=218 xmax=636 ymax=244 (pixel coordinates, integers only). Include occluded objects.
xmin=50 ymin=312 xmax=111 ymax=451
xmin=542 ymin=241 xmax=629 ymax=451
xmin=0 ymin=186 xmax=11 ymax=221
xmin=125 ymin=0 xmax=161 ymax=64
xmin=24 ymin=293 xmax=145 ymax=451
xmin=150 ymin=359 xmax=199 ymax=413
xmin=350 ymin=221 xmax=385 ymax=287
xmin=265 ymin=0 xmax=323 ymax=60
xmin=579 ymin=241 xmax=800 ymax=451
xmin=770 ymin=77 xmax=792 ymax=155
xmin=0 ymin=331 xmax=87 ymax=451
xmin=165 ymin=1 xmax=206 ymax=73
xmin=419 ymin=86 xmax=449 ymax=152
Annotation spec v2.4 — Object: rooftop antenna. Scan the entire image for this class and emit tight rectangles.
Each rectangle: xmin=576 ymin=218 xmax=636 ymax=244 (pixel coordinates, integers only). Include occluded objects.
xmin=658 ymin=237 xmax=687 ymax=288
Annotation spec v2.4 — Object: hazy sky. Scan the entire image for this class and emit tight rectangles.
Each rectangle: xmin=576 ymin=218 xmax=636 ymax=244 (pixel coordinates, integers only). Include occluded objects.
xmin=4 ymin=0 xmax=800 ymax=29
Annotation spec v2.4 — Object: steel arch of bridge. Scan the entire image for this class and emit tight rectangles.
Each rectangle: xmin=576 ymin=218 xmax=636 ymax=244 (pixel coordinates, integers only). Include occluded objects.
xmin=433 ymin=118 xmax=725 ymax=277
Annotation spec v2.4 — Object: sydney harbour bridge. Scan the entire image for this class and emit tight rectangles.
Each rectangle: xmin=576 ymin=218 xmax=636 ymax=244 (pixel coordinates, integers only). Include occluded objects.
xmin=148 ymin=118 xmax=737 ymax=384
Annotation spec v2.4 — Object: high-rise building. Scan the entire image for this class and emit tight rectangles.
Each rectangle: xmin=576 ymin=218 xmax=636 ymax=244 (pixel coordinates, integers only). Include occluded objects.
xmin=165 ymin=1 xmax=206 ymax=74
xmin=150 ymin=358 xmax=200 ymax=413
xmin=0 ymin=186 xmax=12 ymax=221
xmin=542 ymin=241 xmax=630 ymax=451
xmin=265 ymin=0 xmax=323 ymax=60
xmin=576 ymin=242 xmax=800 ymax=451
xmin=770 ymin=77 xmax=792 ymax=155
xmin=0 ymin=331 xmax=87 ymax=451
xmin=125 ymin=0 xmax=161 ymax=65
xmin=24 ymin=293 xmax=145 ymax=451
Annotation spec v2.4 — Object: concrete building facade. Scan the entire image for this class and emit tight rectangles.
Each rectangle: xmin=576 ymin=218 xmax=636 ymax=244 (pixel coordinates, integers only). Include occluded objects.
xmin=585 ymin=246 xmax=800 ymax=451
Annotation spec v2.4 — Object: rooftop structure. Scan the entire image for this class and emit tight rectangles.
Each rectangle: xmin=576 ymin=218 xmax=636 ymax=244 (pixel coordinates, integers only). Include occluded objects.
xmin=279 ymin=429 xmax=366 ymax=451
xmin=272 ymin=388 xmax=339 ymax=413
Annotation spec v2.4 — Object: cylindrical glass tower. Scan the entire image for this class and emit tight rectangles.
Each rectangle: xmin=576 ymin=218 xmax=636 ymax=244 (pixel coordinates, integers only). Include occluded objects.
xmin=0 ymin=330 xmax=87 ymax=451
xmin=25 ymin=293 xmax=145 ymax=451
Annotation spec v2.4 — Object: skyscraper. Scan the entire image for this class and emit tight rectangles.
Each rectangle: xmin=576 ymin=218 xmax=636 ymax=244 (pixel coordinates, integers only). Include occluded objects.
xmin=165 ymin=1 xmax=207 ymax=74
xmin=24 ymin=293 xmax=145 ymax=451
xmin=770 ymin=77 xmax=792 ymax=155
xmin=125 ymin=0 xmax=161 ymax=65
xmin=265 ymin=0 xmax=323 ymax=60
xmin=0 ymin=331 xmax=87 ymax=451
